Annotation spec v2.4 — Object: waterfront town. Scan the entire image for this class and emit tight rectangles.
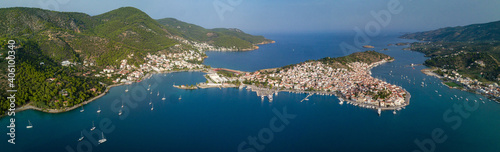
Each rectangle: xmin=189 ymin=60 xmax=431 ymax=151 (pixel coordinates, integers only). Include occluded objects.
xmin=424 ymin=68 xmax=500 ymax=102
xmin=240 ymin=58 xmax=410 ymax=110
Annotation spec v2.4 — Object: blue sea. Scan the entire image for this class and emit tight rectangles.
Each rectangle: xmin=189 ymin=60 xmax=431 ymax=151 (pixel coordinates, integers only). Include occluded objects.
xmin=2 ymin=33 xmax=500 ymax=152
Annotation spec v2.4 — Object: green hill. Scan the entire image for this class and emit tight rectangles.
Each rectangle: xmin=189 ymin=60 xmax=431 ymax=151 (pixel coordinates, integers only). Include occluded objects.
xmin=401 ymin=20 xmax=500 ymax=42
xmin=401 ymin=20 xmax=500 ymax=83
xmin=157 ymin=18 xmax=274 ymax=50
xmin=279 ymin=51 xmax=392 ymax=70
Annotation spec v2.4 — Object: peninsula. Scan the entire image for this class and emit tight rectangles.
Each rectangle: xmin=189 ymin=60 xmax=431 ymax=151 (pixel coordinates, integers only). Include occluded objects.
xmin=179 ymin=51 xmax=411 ymax=111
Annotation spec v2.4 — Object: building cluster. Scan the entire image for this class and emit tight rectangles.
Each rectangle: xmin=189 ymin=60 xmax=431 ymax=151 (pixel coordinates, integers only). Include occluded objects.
xmin=241 ymin=59 xmax=408 ymax=108
xmin=96 ymin=51 xmax=205 ymax=83
xmin=440 ymin=69 xmax=500 ymax=101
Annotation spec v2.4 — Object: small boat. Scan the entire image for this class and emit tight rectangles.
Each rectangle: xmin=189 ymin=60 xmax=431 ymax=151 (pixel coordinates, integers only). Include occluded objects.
xmin=178 ymin=95 xmax=182 ymax=100
xmin=90 ymin=121 xmax=96 ymax=131
xmin=125 ymin=86 xmax=129 ymax=92
xmin=466 ymin=98 xmax=469 ymax=101
xmin=162 ymin=94 xmax=166 ymax=101
xmin=147 ymin=85 xmax=150 ymax=91
xmin=78 ymin=131 xmax=84 ymax=141
xmin=438 ymin=94 xmax=442 ymax=97
xmin=97 ymin=106 xmax=101 ymax=113
xmin=98 ymin=132 xmax=107 ymax=144
xmin=121 ymin=101 xmax=124 ymax=108
xmin=149 ymin=99 xmax=152 ymax=105
xmin=151 ymin=104 xmax=154 ymax=111
xmin=157 ymin=91 xmax=160 ymax=96
xmin=378 ymin=108 xmax=381 ymax=116
xmin=261 ymin=96 xmax=264 ymax=101
xmin=150 ymin=91 xmax=152 ymax=94
xmin=393 ymin=110 xmax=396 ymax=115
xmin=118 ymin=109 xmax=122 ymax=116
xmin=27 ymin=120 xmax=33 ymax=129
xmin=80 ymin=106 xmax=84 ymax=112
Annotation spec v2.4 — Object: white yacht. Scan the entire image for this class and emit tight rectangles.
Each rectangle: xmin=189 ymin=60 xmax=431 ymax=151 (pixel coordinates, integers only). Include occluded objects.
xmin=97 ymin=106 xmax=101 ymax=113
xmin=27 ymin=120 xmax=33 ymax=129
xmin=125 ymin=86 xmax=129 ymax=92
xmin=118 ymin=109 xmax=122 ymax=116
xmin=98 ymin=132 xmax=107 ymax=144
xmin=179 ymin=95 xmax=182 ymax=100
xmin=78 ymin=131 xmax=84 ymax=141
xmin=378 ymin=108 xmax=381 ymax=116
xmin=162 ymin=94 xmax=166 ymax=101
xmin=90 ymin=121 xmax=96 ymax=131
xmin=151 ymin=103 xmax=154 ymax=111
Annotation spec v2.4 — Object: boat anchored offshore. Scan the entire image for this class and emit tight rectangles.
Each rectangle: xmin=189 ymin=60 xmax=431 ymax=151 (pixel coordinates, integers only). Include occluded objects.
xmin=97 ymin=106 xmax=101 ymax=113
xmin=162 ymin=94 xmax=166 ymax=101
xmin=90 ymin=121 xmax=96 ymax=131
xmin=78 ymin=131 xmax=84 ymax=142
xmin=98 ymin=132 xmax=107 ymax=144
xmin=27 ymin=120 xmax=33 ymax=129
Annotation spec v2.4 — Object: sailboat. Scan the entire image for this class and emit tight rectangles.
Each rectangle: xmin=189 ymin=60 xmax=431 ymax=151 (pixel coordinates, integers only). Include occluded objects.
xmin=98 ymin=132 xmax=107 ymax=144
xmin=162 ymin=94 xmax=166 ymax=101
xmin=97 ymin=106 xmax=101 ymax=113
xmin=151 ymin=103 xmax=154 ymax=111
xmin=178 ymin=95 xmax=182 ymax=100
xmin=78 ymin=131 xmax=84 ymax=141
xmin=157 ymin=91 xmax=160 ymax=96
xmin=80 ymin=106 xmax=84 ymax=112
xmin=26 ymin=120 xmax=33 ymax=129
xmin=90 ymin=121 xmax=96 ymax=131
xmin=125 ymin=86 xmax=129 ymax=92
xmin=149 ymin=99 xmax=152 ymax=105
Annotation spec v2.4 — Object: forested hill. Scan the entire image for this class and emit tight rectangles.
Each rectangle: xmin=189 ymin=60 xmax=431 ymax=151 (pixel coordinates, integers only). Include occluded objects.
xmin=157 ymin=18 xmax=274 ymax=50
xmin=400 ymin=20 xmax=500 ymax=42
xmin=278 ymin=51 xmax=392 ymax=70
xmin=0 ymin=7 xmax=273 ymax=115
xmin=401 ymin=20 xmax=500 ymax=84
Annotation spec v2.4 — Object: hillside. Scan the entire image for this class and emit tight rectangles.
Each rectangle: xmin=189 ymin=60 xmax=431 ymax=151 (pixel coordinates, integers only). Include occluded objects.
xmin=0 ymin=7 xmax=273 ymax=115
xmin=279 ymin=51 xmax=391 ymax=70
xmin=157 ymin=18 xmax=274 ymax=50
xmin=401 ymin=20 xmax=500 ymax=42
xmin=401 ymin=20 xmax=500 ymax=83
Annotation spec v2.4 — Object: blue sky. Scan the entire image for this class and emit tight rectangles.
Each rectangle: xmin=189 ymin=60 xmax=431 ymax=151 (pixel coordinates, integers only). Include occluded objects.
xmin=1 ymin=0 xmax=499 ymax=33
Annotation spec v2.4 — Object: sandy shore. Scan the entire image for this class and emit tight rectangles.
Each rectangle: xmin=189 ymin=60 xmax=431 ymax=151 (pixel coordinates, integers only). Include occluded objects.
xmin=421 ymin=68 xmax=443 ymax=78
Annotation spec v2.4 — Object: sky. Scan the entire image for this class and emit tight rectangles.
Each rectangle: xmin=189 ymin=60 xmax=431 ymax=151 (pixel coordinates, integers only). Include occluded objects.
xmin=1 ymin=0 xmax=499 ymax=34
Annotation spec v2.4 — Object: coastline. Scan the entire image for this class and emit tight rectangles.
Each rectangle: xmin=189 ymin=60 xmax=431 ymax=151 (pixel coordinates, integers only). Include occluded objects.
xmin=191 ymin=58 xmax=410 ymax=111
xmin=420 ymin=67 xmax=500 ymax=103
xmin=2 ymin=69 xmax=208 ymax=118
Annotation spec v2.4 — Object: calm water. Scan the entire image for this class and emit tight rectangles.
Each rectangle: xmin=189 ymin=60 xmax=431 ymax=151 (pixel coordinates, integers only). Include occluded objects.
xmin=2 ymin=33 xmax=500 ymax=152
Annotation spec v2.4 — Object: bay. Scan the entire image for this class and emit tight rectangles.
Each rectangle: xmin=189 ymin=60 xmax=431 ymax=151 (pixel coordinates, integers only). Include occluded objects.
xmin=2 ymin=33 xmax=500 ymax=152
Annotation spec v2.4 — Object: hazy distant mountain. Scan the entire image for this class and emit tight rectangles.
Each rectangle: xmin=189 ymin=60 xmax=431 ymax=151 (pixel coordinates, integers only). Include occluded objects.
xmin=157 ymin=18 xmax=274 ymax=50
xmin=401 ymin=20 xmax=500 ymax=42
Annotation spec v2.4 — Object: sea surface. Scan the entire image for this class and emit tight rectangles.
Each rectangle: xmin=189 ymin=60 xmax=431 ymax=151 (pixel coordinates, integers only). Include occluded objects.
xmin=2 ymin=33 xmax=500 ymax=152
